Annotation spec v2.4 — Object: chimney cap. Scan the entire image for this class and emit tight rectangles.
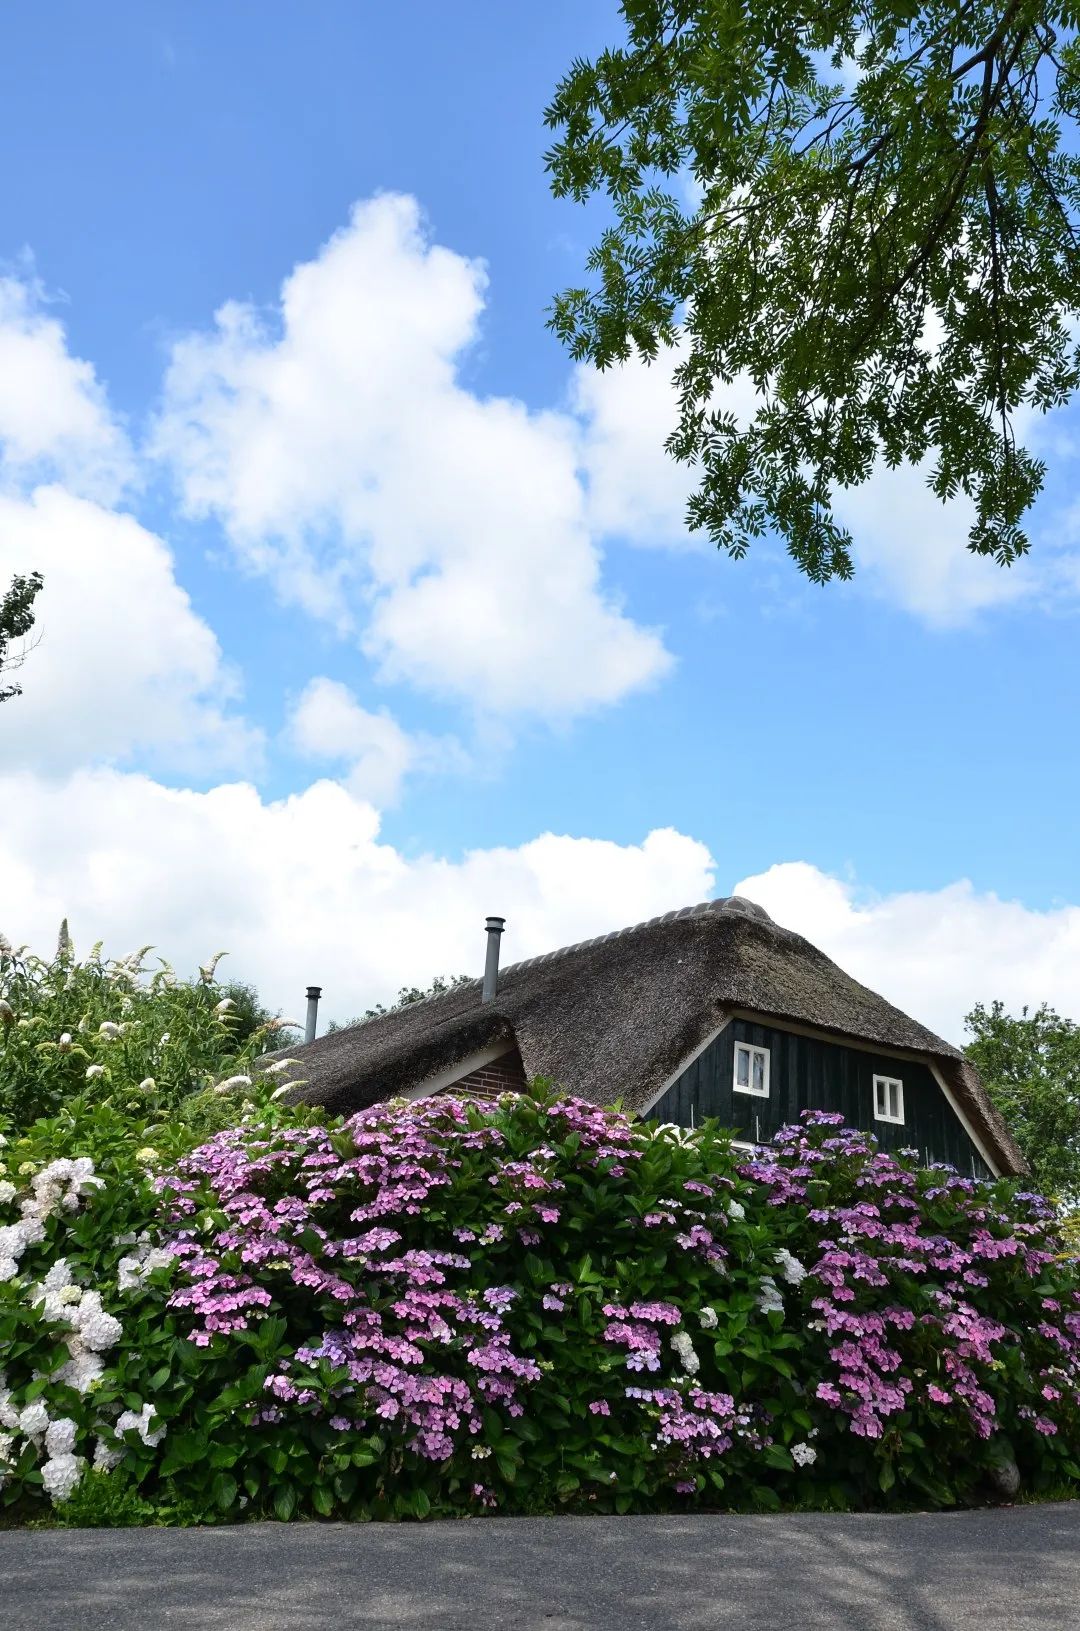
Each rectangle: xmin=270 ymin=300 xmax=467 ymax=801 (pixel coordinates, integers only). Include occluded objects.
xmin=305 ymin=984 xmax=322 ymax=999
xmin=485 ymin=915 xmax=506 ymax=930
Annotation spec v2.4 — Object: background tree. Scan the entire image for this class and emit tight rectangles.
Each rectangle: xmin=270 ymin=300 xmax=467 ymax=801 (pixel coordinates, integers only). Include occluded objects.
xmin=546 ymin=1 xmax=1080 ymax=581
xmin=964 ymin=1000 xmax=1080 ymax=1203
xmin=0 ymin=571 xmax=43 ymax=701
xmin=325 ymin=974 xmax=471 ymax=1034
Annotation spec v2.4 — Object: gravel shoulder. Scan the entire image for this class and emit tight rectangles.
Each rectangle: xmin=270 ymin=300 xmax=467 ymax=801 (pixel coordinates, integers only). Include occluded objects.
xmin=3 ymin=1503 xmax=1078 ymax=1631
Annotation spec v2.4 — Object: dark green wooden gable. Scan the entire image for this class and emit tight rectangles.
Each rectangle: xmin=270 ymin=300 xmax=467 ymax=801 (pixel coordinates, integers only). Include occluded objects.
xmin=644 ymin=1017 xmax=992 ymax=1178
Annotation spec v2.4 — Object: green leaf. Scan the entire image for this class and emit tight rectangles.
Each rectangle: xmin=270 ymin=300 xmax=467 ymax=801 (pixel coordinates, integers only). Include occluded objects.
xmin=212 ymin=1472 xmax=238 ymax=1511
xmin=272 ymin=1483 xmax=297 ymax=1522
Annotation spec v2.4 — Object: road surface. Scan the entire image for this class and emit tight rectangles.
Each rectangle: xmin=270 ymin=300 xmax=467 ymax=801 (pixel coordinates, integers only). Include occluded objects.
xmin=3 ymin=1504 xmax=1077 ymax=1629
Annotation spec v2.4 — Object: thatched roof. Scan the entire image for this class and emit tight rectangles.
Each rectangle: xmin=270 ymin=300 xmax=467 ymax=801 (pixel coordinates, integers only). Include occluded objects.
xmin=274 ymin=896 xmax=1026 ymax=1176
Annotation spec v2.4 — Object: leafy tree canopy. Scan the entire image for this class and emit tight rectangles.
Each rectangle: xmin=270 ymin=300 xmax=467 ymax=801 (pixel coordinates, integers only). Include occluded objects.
xmin=325 ymin=974 xmax=472 ymax=1034
xmin=965 ymin=999 xmax=1080 ymax=1203
xmin=546 ymin=0 xmax=1080 ymax=581
xmin=0 ymin=571 xmax=43 ymax=701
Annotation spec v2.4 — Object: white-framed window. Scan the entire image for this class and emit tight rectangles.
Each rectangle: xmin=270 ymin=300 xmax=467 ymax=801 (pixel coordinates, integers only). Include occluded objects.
xmin=734 ymin=1042 xmax=770 ymax=1097
xmin=873 ymin=1074 xmax=905 ymax=1124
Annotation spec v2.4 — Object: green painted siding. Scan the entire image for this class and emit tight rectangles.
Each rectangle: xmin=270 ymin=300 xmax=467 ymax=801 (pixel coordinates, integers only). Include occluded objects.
xmin=645 ymin=1018 xmax=991 ymax=1178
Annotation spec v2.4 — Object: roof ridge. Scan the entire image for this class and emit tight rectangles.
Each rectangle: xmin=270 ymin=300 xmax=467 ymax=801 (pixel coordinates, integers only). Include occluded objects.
xmin=499 ymin=896 xmax=743 ymax=978
xmin=322 ymin=896 xmax=776 ymax=1039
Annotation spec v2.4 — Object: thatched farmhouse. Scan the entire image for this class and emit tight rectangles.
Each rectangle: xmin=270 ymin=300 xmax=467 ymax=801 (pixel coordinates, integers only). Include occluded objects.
xmin=281 ymin=896 xmax=1026 ymax=1179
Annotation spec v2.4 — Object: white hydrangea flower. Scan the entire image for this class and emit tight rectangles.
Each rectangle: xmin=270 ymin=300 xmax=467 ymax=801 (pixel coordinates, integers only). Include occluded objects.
xmin=0 ymin=1431 xmax=14 ymax=1463
xmin=85 ymin=1064 xmax=106 ymax=1080
xmin=18 ymin=1401 xmax=49 ymax=1439
xmin=42 ymin=1259 xmax=73 ymax=1293
xmin=757 ymin=1276 xmax=785 ymax=1317
xmin=56 ymin=1347 xmax=105 ymax=1394
xmin=137 ymin=1079 xmax=156 ymax=1092
xmin=0 ymin=1180 xmax=15 ymax=1206
xmin=116 ymin=1255 xmax=142 ymax=1292
xmin=93 ymin=1436 xmax=123 ymax=1472
xmin=727 ymin=1199 xmax=746 ymax=1221
xmin=41 ymin=1452 xmax=82 ymax=1503
xmin=117 ymin=1236 xmax=176 ymax=1293
xmin=791 ymin=1441 xmax=817 ymax=1467
xmin=116 ymin=1402 xmax=165 ymax=1447
xmin=45 ymin=1417 xmax=77 ymax=1457
xmin=698 ymin=1306 xmax=719 ymax=1331
xmin=0 ymin=1256 xmax=17 ymax=1283
xmin=670 ymin=1329 xmax=701 ymax=1376
xmin=31 ymin=1270 xmax=85 ymax=1323
xmin=70 ymin=1157 xmax=98 ymax=1190
xmin=72 ymin=1295 xmax=122 ymax=1353
xmin=0 ymin=1392 xmax=19 ymax=1430
xmin=774 ymin=1248 xmax=807 ymax=1286
xmin=97 ymin=1021 xmax=121 ymax=1038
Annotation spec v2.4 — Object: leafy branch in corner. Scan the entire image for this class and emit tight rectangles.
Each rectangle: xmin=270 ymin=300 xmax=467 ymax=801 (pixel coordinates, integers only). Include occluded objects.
xmin=546 ymin=0 xmax=1080 ymax=581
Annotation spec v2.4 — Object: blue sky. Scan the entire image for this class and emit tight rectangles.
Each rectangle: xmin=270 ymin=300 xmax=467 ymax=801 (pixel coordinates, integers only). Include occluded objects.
xmin=1 ymin=2 xmax=1078 ymax=1037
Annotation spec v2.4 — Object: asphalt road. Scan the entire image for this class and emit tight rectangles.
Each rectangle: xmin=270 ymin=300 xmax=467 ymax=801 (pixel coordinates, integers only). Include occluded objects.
xmin=3 ymin=1505 xmax=1079 ymax=1631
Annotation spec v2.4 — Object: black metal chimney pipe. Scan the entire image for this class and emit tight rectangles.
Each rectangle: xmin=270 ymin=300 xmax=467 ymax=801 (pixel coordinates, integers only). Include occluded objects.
xmin=482 ymin=917 xmax=505 ymax=1003
xmin=304 ymin=985 xmax=322 ymax=1045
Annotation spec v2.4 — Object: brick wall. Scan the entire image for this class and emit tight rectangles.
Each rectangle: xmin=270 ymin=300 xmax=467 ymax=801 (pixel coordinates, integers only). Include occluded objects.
xmin=439 ymin=1047 xmax=528 ymax=1102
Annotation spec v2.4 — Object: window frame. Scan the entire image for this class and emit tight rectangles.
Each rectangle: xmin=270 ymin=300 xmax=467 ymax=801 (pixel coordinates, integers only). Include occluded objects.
xmin=733 ymin=1042 xmax=771 ymax=1098
xmin=873 ymin=1073 xmax=905 ymax=1125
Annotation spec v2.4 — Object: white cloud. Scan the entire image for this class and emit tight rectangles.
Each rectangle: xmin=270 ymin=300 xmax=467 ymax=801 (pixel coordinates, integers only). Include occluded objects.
xmin=153 ymin=194 xmax=672 ymax=721
xmin=286 ymin=676 xmax=468 ymax=807
xmin=0 ymin=766 xmax=716 ymax=1022
xmin=573 ymin=350 xmax=698 ymax=549
xmin=836 ymin=461 xmax=1040 ymax=626
xmin=735 ymin=860 xmax=1080 ymax=1044
xmin=0 ymin=485 xmax=260 ymax=775
xmin=0 ymin=277 xmax=134 ymax=502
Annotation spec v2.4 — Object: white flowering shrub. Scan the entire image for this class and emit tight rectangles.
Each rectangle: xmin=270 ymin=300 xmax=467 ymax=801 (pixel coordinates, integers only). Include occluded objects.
xmin=0 ymin=1079 xmax=316 ymax=1519
xmin=0 ymin=930 xmax=313 ymax=1521
xmin=0 ymin=1115 xmax=154 ymax=1508
xmin=0 ymin=933 xmax=300 ymax=1127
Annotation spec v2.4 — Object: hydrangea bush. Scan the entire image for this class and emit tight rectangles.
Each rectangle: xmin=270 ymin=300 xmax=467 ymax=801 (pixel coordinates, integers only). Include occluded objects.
xmin=3 ymin=1087 xmax=1078 ymax=1524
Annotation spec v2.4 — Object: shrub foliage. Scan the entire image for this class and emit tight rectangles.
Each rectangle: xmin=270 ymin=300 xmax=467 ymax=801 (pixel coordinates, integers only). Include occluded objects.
xmin=0 ymin=935 xmax=299 ymax=1127
xmin=2 ymin=1081 xmax=1079 ymax=1522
